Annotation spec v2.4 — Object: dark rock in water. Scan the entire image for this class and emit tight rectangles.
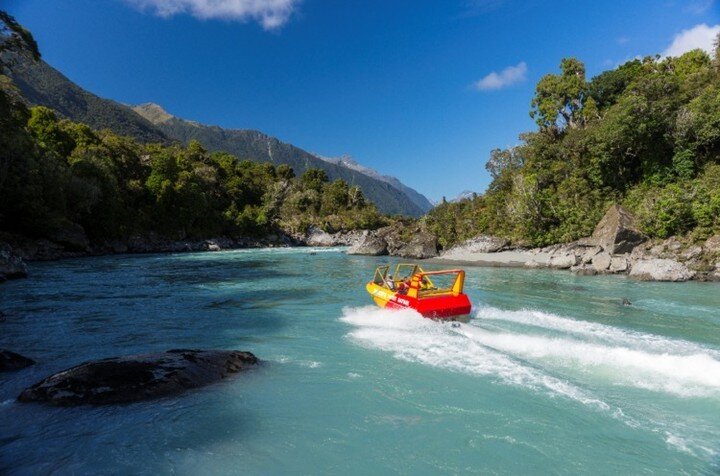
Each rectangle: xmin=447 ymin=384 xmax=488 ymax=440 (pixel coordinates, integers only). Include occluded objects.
xmin=0 ymin=349 xmax=36 ymax=371
xmin=0 ymin=243 xmax=28 ymax=281
xmin=18 ymin=349 xmax=258 ymax=406
xmin=592 ymin=204 xmax=646 ymax=254
xmin=621 ymin=298 xmax=632 ymax=306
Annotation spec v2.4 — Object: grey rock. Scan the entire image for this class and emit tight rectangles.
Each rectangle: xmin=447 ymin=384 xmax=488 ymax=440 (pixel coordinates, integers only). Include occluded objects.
xmin=591 ymin=252 xmax=612 ymax=271
xmin=347 ymin=234 xmax=388 ymax=256
xmin=0 ymin=243 xmax=28 ymax=281
xmin=591 ymin=204 xmax=646 ymax=254
xmin=704 ymin=235 xmax=720 ymax=254
xmin=18 ymin=349 xmax=258 ymax=406
xmin=571 ymin=264 xmax=598 ymax=276
xmin=629 ymin=259 xmax=696 ymax=282
xmin=444 ymin=235 xmax=508 ymax=255
xmin=548 ymin=253 xmax=578 ymax=269
xmin=580 ymin=246 xmax=602 ymax=264
xmin=393 ymin=232 xmax=438 ymax=259
xmin=609 ymin=256 xmax=629 ymax=273
xmin=304 ymin=227 xmax=337 ymax=247
xmin=680 ymin=245 xmax=703 ymax=261
xmin=1 ymin=349 xmax=35 ymax=371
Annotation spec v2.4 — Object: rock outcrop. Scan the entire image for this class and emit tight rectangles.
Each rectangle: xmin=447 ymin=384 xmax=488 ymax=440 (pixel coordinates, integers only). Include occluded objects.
xmin=0 ymin=350 xmax=36 ymax=371
xmin=347 ymin=233 xmax=388 ymax=256
xmin=18 ymin=349 xmax=258 ymax=406
xmin=346 ymin=223 xmax=438 ymax=259
xmin=591 ymin=204 xmax=646 ymax=254
xmin=0 ymin=243 xmax=28 ymax=281
xmin=628 ymin=258 xmax=696 ymax=282
xmin=443 ymin=235 xmax=508 ymax=256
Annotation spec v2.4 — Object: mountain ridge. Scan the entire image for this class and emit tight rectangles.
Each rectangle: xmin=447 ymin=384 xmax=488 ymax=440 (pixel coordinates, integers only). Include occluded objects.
xmin=6 ymin=57 xmax=431 ymax=217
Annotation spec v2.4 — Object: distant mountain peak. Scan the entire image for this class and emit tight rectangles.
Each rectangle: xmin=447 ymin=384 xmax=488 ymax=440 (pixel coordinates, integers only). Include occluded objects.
xmin=134 ymin=103 xmax=175 ymax=124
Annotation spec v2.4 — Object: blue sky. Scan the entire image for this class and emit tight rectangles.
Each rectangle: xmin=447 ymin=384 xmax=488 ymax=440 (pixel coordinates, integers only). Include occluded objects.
xmin=5 ymin=0 xmax=720 ymax=201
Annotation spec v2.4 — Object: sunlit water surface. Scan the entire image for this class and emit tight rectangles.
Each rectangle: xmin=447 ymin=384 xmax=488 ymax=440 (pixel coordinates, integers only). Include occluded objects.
xmin=1 ymin=248 xmax=720 ymax=474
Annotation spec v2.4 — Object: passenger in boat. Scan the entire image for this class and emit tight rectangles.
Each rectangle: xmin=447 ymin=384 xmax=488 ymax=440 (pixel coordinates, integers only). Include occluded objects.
xmin=397 ymin=280 xmax=409 ymax=295
xmin=384 ymin=275 xmax=395 ymax=290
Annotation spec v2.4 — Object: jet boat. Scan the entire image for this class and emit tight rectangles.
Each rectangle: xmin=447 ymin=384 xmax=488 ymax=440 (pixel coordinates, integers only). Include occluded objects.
xmin=366 ymin=264 xmax=472 ymax=319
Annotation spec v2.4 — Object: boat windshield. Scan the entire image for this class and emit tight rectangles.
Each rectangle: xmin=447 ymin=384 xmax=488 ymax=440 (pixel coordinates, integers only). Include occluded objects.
xmin=372 ymin=265 xmax=390 ymax=285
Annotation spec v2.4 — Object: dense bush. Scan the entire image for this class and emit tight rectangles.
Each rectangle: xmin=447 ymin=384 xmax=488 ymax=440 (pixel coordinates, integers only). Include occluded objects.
xmin=429 ymin=36 xmax=720 ymax=249
xmin=0 ymin=97 xmax=386 ymax=242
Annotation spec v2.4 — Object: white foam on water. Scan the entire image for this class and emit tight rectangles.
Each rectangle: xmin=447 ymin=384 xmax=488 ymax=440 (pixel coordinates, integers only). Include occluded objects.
xmin=475 ymin=306 xmax=720 ymax=358
xmin=471 ymin=308 xmax=720 ymax=398
xmin=341 ymin=305 xmax=720 ymax=458
xmin=340 ymin=306 xmax=610 ymax=411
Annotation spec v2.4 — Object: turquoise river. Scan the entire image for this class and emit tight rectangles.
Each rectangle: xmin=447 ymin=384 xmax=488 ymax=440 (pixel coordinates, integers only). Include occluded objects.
xmin=1 ymin=247 xmax=720 ymax=474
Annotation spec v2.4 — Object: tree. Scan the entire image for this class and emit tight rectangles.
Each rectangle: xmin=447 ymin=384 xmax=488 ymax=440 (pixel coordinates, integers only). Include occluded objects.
xmin=0 ymin=10 xmax=40 ymax=73
xmin=531 ymin=58 xmax=587 ymax=131
xmin=300 ymin=168 xmax=329 ymax=192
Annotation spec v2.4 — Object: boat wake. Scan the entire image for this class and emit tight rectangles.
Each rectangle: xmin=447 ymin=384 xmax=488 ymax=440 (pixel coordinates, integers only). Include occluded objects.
xmin=340 ymin=305 xmax=720 ymax=456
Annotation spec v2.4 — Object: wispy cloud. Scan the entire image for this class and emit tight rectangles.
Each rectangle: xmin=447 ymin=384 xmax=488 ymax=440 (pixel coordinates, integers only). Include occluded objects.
xmin=124 ymin=0 xmax=300 ymax=30
xmin=662 ymin=23 xmax=720 ymax=57
xmin=473 ymin=62 xmax=527 ymax=91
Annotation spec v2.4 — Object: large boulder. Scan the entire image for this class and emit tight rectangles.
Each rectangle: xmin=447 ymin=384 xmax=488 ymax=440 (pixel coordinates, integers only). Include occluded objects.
xmin=548 ymin=252 xmax=578 ymax=269
xmin=47 ymin=223 xmax=90 ymax=252
xmin=592 ymin=204 xmax=646 ymax=254
xmin=18 ymin=349 xmax=258 ymax=406
xmin=0 ymin=243 xmax=28 ymax=281
xmin=392 ymin=231 xmax=438 ymax=259
xmin=347 ymin=233 xmax=388 ymax=256
xmin=705 ymin=235 xmax=720 ymax=255
xmin=304 ymin=226 xmax=337 ymax=247
xmin=443 ymin=235 xmax=508 ymax=256
xmin=0 ymin=350 xmax=36 ymax=371
xmin=629 ymin=259 xmax=695 ymax=282
xmin=591 ymin=252 xmax=612 ymax=271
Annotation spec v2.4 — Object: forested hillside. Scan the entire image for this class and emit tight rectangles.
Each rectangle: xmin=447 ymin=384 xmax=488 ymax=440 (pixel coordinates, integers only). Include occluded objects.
xmin=132 ymin=103 xmax=430 ymax=216
xmin=0 ymin=13 xmax=386 ymax=245
xmin=5 ymin=52 xmax=430 ymax=216
xmin=429 ymin=40 xmax=720 ymax=249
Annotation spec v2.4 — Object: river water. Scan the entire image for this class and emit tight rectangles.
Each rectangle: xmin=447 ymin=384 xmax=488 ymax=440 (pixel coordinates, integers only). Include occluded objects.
xmin=1 ymin=247 xmax=719 ymax=474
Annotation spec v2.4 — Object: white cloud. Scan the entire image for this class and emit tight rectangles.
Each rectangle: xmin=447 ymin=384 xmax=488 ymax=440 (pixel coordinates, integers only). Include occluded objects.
xmin=662 ymin=23 xmax=720 ymax=57
xmin=124 ymin=0 xmax=300 ymax=30
xmin=473 ymin=62 xmax=527 ymax=91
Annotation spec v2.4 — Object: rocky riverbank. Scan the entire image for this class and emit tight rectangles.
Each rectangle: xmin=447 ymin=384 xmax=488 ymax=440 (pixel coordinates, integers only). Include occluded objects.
xmin=432 ymin=205 xmax=720 ymax=282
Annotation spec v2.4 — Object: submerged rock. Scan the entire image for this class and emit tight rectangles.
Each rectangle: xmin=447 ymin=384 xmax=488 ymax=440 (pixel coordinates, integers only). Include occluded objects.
xmin=0 ymin=349 xmax=35 ymax=371
xmin=629 ymin=259 xmax=695 ymax=282
xmin=592 ymin=204 xmax=646 ymax=254
xmin=18 ymin=349 xmax=258 ymax=406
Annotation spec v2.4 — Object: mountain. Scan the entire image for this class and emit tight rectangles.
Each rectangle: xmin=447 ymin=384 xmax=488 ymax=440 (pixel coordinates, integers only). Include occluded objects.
xmin=313 ymin=154 xmax=433 ymax=212
xmin=132 ymin=103 xmax=430 ymax=216
xmin=5 ymin=57 xmax=167 ymax=143
xmin=6 ymin=56 xmax=431 ymax=217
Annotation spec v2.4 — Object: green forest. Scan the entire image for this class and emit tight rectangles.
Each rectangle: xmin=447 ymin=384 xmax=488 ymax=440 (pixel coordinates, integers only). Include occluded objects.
xmin=429 ymin=40 xmax=720 ymax=249
xmin=0 ymin=13 xmax=387 ymax=244
xmin=2 ymin=11 xmax=720 ymax=251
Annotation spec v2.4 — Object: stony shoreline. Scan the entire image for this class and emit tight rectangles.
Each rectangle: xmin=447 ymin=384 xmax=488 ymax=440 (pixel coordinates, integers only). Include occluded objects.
xmin=3 ymin=206 xmax=719 ymax=283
